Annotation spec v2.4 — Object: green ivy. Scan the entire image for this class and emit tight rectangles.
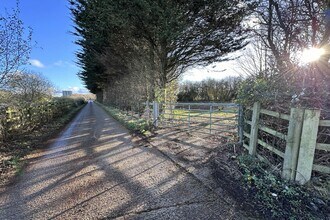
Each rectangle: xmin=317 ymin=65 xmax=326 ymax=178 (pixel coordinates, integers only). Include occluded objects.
xmin=238 ymin=155 xmax=328 ymax=219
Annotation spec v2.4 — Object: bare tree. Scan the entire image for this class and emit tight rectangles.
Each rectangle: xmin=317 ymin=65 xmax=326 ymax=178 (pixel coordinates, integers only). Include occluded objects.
xmin=6 ymin=71 xmax=53 ymax=103
xmin=236 ymin=37 xmax=277 ymax=78
xmin=254 ymin=0 xmax=329 ymax=73
xmin=0 ymin=1 xmax=32 ymax=86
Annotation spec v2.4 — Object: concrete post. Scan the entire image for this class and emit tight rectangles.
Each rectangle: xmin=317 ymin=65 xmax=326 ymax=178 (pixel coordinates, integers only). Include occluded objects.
xmin=153 ymin=102 xmax=159 ymax=127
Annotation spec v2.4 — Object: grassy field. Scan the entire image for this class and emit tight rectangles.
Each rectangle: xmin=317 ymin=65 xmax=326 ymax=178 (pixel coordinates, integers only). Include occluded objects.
xmin=165 ymin=108 xmax=237 ymax=119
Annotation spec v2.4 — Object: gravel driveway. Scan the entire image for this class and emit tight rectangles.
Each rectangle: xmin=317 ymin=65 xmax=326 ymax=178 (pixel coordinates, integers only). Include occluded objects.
xmin=0 ymin=103 xmax=241 ymax=219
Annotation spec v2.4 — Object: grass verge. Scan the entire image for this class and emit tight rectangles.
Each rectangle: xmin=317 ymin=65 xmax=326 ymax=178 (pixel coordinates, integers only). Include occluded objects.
xmin=0 ymin=104 xmax=86 ymax=187
xmin=96 ymin=102 xmax=151 ymax=134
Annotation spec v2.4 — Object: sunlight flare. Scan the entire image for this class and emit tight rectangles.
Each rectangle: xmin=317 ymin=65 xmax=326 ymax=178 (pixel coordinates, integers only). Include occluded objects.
xmin=300 ymin=47 xmax=325 ymax=64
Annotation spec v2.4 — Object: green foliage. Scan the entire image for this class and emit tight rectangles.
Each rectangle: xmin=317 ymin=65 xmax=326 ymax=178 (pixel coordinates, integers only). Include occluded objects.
xmin=154 ymin=81 xmax=178 ymax=103
xmin=237 ymin=77 xmax=274 ymax=106
xmin=238 ymin=155 xmax=329 ymax=219
xmin=0 ymin=98 xmax=86 ymax=141
xmin=178 ymin=77 xmax=242 ymax=102
xmin=5 ymin=155 xmax=25 ymax=175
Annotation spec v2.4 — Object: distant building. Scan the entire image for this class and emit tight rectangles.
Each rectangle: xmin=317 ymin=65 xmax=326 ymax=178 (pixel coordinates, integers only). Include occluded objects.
xmin=62 ymin=91 xmax=73 ymax=97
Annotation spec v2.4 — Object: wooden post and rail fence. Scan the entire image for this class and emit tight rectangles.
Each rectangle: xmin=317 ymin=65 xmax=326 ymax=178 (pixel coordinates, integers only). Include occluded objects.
xmin=243 ymin=102 xmax=330 ymax=184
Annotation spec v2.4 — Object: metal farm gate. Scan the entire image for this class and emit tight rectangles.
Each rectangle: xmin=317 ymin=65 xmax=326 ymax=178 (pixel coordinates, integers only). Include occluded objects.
xmin=151 ymin=102 xmax=243 ymax=142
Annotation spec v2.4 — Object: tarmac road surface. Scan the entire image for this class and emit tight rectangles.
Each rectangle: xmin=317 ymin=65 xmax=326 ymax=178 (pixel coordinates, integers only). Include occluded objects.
xmin=0 ymin=103 xmax=241 ymax=219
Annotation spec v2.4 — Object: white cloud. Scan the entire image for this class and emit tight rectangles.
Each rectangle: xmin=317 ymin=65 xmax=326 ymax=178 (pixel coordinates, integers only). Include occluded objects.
xmin=53 ymin=60 xmax=76 ymax=68
xmin=182 ymin=60 xmax=239 ymax=82
xmin=54 ymin=60 xmax=64 ymax=66
xmin=29 ymin=59 xmax=45 ymax=68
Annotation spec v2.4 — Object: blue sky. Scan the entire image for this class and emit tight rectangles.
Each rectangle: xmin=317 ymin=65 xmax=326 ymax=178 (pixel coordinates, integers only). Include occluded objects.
xmin=0 ymin=0 xmax=239 ymax=94
xmin=0 ymin=0 xmax=87 ymax=93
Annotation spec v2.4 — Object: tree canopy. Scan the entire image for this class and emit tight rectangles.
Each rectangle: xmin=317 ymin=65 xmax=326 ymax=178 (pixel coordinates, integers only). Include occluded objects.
xmin=70 ymin=0 xmax=257 ymax=104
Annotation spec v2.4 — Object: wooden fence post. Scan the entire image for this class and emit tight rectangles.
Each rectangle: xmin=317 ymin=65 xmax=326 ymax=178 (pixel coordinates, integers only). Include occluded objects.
xmin=238 ymin=105 xmax=244 ymax=144
xmin=249 ymin=102 xmax=261 ymax=156
xmin=282 ymin=108 xmax=304 ymax=180
xmin=295 ymin=109 xmax=320 ymax=184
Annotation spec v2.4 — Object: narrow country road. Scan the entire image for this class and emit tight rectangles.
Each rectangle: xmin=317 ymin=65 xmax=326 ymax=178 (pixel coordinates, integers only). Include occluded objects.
xmin=0 ymin=103 xmax=239 ymax=219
